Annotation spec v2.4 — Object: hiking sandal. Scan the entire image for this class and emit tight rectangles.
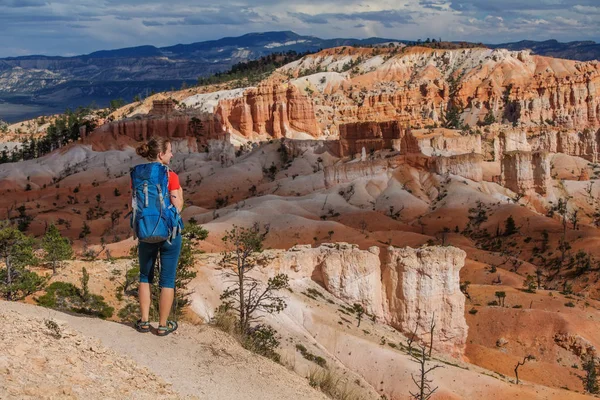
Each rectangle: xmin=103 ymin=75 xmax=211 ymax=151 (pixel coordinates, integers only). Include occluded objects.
xmin=135 ymin=319 xmax=151 ymax=333
xmin=157 ymin=320 xmax=178 ymax=336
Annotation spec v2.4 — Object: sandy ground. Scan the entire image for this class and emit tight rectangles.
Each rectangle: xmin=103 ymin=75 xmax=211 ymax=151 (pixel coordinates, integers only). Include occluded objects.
xmin=1 ymin=301 xmax=327 ymax=400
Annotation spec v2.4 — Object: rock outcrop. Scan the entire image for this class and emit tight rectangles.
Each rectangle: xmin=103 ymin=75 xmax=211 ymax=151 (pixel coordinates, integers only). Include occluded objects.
xmin=554 ymin=332 xmax=597 ymax=359
xmin=417 ymin=130 xmax=482 ymax=157
xmin=501 ymin=150 xmax=551 ymax=195
xmin=274 ymin=243 xmax=384 ymax=317
xmin=268 ymin=243 xmax=468 ymax=358
xmin=532 ymin=151 xmax=552 ymax=195
xmin=333 ymin=120 xmax=418 ymax=157
xmin=382 ymin=246 xmax=468 ymax=358
xmin=323 ymin=155 xmax=429 ymax=188
xmin=501 ymin=151 xmax=533 ymax=194
xmin=432 ymin=153 xmax=483 ymax=182
xmin=216 ymin=83 xmax=320 ymax=139
xmin=495 ymin=130 xmax=531 ymax=161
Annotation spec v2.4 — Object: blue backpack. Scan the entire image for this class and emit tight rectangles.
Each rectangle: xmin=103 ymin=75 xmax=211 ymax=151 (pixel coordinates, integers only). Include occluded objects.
xmin=130 ymin=163 xmax=183 ymax=243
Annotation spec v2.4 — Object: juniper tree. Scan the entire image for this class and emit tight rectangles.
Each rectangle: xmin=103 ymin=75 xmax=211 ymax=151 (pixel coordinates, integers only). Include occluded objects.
xmin=219 ymin=223 xmax=289 ymax=333
xmin=42 ymin=223 xmax=73 ymax=274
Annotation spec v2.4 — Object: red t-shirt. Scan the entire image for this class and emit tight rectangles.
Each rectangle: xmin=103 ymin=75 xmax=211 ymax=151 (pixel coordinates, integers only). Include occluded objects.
xmin=168 ymin=171 xmax=181 ymax=191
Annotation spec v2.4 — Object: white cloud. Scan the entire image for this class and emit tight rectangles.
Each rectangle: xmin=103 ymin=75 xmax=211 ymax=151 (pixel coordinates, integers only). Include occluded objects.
xmin=0 ymin=0 xmax=597 ymax=56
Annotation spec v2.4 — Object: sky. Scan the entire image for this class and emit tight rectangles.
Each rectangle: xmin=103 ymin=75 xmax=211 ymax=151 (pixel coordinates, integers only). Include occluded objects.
xmin=0 ymin=0 xmax=598 ymax=57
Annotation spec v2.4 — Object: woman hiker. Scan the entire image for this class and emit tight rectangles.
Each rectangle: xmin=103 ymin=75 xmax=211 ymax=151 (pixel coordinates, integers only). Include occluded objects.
xmin=130 ymin=136 xmax=184 ymax=336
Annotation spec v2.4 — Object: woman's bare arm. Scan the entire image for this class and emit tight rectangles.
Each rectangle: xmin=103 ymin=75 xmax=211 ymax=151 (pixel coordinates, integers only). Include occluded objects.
xmin=170 ymin=187 xmax=183 ymax=212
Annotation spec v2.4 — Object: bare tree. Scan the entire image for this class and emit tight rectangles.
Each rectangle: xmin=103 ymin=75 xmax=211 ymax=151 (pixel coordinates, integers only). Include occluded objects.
xmin=428 ymin=313 xmax=436 ymax=357
xmin=410 ymin=315 xmax=443 ymax=400
xmin=514 ymin=355 xmax=535 ymax=384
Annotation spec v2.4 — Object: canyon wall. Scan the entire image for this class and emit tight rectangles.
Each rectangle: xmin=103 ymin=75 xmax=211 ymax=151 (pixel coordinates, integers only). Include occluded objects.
xmin=381 ymin=246 xmax=468 ymax=358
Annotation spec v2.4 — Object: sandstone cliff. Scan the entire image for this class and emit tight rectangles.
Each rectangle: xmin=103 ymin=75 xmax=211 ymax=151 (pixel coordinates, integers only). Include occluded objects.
xmin=381 ymin=246 xmax=468 ymax=358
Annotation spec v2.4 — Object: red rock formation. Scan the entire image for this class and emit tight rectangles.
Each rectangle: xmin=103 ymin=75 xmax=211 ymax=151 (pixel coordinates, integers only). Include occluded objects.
xmin=332 ymin=120 xmax=418 ymax=157
xmin=149 ymin=100 xmax=175 ymax=115
xmin=215 ymin=83 xmax=320 ymax=139
xmin=282 ymin=48 xmax=600 ymax=130
xmin=88 ymin=113 xmax=220 ymax=152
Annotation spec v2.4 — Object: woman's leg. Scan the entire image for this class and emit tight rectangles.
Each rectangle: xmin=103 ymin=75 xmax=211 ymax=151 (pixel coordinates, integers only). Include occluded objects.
xmin=138 ymin=241 xmax=159 ymax=322
xmin=158 ymin=235 xmax=182 ymax=326
xmin=139 ymin=283 xmax=151 ymax=322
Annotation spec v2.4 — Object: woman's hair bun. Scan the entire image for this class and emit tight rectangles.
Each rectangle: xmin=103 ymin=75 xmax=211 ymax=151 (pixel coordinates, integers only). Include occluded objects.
xmin=136 ymin=143 xmax=150 ymax=158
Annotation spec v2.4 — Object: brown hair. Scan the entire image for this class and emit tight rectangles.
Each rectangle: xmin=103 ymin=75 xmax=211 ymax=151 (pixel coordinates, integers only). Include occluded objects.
xmin=136 ymin=136 xmax=170 ymax=160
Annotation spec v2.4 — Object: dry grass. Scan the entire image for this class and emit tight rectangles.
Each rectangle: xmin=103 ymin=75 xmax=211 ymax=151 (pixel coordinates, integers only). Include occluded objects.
xmin=212 ymin=308 xmax=238 ymax=334
xmin=307 ymin=367 xmax=364 ymax=400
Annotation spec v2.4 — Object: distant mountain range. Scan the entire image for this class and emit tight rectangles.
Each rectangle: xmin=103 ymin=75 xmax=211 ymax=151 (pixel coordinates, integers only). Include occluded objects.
xmin=488 ymin=39 xmax=600 ymax=62
xmin=0 ymin=31 xmax=598 ymax=123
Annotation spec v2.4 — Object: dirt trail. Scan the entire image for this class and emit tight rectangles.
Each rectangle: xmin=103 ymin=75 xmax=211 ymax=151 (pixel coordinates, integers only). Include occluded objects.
xmin=1 ymin=301 xmax=327 ymax=400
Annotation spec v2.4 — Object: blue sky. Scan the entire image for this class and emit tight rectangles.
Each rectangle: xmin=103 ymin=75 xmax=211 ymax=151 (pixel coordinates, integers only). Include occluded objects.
xmin=0 ymin=0 xmax=598 ymax=57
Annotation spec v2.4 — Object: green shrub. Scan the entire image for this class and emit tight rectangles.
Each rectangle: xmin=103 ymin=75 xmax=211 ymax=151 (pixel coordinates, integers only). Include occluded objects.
xmin=37 ymin=280 xmax=114 ymax=319
xmin=243 ymin=324 xmax=281 ymax=363
xmin=296 ymin=343 xmax=327 ymax=367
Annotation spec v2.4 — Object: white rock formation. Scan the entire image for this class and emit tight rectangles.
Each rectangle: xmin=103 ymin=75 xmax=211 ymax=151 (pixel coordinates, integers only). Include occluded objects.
xmin=275 ymin=243 xmax=384 ymax=317
xmin=382 ymin=246 xmax=468 ymax=358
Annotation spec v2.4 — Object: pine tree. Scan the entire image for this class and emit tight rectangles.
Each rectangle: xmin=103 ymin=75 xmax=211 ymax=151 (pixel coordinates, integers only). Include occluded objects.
xmin=584 ymin=356 xmax=599 ymax=394
xmin=42 ymin=223 xmax=73 ymax=274
xmin=0 ymin=226 xmax=44 ymax=301
xmin=504 ymin=215 xmax=518 ymax=236
xmin=219 ymin=224 xmax=289 ymax=333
